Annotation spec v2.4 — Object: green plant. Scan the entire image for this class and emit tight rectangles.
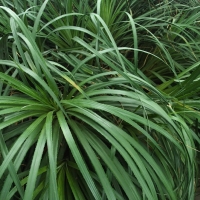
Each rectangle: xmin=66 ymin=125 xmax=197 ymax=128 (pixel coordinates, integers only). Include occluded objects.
xmin=0 ymin=0 xmax=200 ymax=199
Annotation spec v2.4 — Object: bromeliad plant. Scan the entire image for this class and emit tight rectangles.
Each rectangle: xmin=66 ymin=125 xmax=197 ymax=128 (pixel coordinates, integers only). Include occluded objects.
xmin=0 ymin=0 xmax=200 ymax=199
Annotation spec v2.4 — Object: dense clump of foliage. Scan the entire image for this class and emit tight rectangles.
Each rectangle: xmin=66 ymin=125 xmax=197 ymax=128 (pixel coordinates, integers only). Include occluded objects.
xmin=0 ymin=0 xmax=200 ymax=199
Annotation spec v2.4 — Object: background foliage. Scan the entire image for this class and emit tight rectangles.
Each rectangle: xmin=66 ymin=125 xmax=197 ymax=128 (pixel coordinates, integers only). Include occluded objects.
xmin=0 ymin=0 xmax=200 ymax=199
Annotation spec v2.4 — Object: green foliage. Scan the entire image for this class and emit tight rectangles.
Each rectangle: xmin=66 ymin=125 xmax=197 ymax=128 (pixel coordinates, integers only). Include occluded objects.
xmin=0 ymin=0 xmax=200 ymax=199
